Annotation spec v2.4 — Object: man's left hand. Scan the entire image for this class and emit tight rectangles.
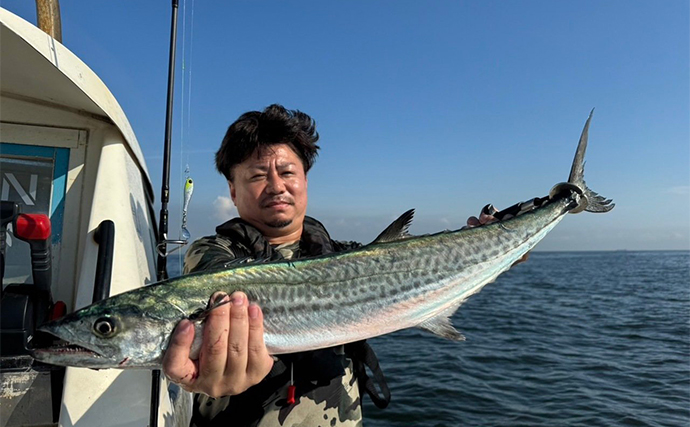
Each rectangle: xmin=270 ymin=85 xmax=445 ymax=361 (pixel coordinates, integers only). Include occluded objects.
xmin=465 ymin=205 xmax=530 ymax=266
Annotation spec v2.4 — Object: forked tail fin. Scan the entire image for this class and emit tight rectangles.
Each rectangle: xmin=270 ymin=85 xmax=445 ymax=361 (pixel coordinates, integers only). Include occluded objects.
xmin=551 ymin=109 xmax=615 ymax=214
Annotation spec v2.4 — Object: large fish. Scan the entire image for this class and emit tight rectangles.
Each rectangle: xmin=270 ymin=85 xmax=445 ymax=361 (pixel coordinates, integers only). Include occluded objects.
xmin=32 ymin=111 xmax=613 ymax=369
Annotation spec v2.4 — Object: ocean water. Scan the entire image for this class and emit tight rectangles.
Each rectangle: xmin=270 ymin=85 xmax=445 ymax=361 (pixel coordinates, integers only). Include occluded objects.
xmin=168 ymin=251 xmax=690 ymax=426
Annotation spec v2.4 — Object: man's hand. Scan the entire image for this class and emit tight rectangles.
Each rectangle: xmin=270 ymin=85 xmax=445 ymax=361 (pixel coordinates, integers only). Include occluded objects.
xmin=465 ymin=203 xmax=500 ymax=228
xmin=162 ymin=291 xmax=274 ymax=398
xmin=465 ymin=204 xmax=530 ymax=266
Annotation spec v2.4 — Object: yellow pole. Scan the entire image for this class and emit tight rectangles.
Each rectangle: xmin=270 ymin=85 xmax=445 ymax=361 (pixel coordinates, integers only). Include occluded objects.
xmin=35 ymin=0 xmax=62 ymax=42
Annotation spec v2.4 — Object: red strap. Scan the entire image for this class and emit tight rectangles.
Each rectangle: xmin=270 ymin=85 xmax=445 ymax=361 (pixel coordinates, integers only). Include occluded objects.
xmin=287 ymin=385 xmax=296 ymax=405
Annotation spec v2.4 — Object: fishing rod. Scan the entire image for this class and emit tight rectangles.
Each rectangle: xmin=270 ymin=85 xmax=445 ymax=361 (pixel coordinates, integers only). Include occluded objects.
xmin=156 ymin=0 xmax=181 ymax=282
xmin=152 ymin=0 xmax=180 ymax=425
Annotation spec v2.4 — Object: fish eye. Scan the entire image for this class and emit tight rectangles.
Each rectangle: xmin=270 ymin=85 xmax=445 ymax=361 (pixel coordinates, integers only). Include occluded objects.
xmin=93 ymin=317 xmax=117 ymax=337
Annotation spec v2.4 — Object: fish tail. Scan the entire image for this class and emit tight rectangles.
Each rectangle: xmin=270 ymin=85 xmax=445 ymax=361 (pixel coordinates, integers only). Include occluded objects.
xmin=550 ymin=109 xmax=615 ymax=214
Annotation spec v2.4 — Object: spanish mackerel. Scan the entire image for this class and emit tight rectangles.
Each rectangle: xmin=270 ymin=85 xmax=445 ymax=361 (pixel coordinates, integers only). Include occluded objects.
xmin=32 ymin=111 xmax=613 ymax=369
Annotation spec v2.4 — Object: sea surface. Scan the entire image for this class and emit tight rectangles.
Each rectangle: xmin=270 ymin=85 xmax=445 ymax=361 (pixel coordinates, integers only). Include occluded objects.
xmin=168 ymin=251 xmax=690 ymax=427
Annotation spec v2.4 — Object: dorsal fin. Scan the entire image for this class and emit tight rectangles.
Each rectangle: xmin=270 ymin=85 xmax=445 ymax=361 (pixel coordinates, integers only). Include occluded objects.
xmin=371 ymin=209 xmax=415 ymax=244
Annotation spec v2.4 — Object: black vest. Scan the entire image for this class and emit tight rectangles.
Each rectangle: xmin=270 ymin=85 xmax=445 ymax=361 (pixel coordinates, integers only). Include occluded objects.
xmin=213 ymin=216 xmax=391 ymax=409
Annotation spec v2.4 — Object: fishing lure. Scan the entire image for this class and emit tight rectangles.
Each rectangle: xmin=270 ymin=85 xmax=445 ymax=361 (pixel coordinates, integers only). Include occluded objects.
xmin=156 ymin=171 xmax=194 ymax=257
xmin=181 ymin=176 xmax=193 ymax=241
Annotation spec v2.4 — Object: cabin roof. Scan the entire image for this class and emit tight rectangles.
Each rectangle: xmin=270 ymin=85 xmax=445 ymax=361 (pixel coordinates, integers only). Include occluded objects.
xmin=0 ymin=7 xmax=152 ymax=186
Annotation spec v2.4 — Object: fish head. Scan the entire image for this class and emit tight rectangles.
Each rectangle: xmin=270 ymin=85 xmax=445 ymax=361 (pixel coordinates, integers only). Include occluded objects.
xmin=32 ymin=297 xmax=176 ymax=369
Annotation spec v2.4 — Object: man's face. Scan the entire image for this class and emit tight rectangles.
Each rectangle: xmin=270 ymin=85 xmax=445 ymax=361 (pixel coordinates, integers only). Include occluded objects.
xmin=229 ymin=143 xmax=308 ymax=240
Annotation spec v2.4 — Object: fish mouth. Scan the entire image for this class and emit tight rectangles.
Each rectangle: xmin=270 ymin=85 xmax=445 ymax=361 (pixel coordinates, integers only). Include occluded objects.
xmin=34 ymin=342 xmax=103 ymax=358
xmin=30 ymin=329 xmax=106 ymax=360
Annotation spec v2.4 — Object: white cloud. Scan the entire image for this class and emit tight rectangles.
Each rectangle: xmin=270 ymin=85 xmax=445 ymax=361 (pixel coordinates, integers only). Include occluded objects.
xmin=665 ymin=186 xmax=690 ymax=195
xmin=212 ymin=196 xmax=237 ymax=221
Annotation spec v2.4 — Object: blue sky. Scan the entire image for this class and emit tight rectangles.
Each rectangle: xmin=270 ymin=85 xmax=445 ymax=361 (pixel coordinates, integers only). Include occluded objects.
xmin=3 ymin=1 xmax=688 ymax=250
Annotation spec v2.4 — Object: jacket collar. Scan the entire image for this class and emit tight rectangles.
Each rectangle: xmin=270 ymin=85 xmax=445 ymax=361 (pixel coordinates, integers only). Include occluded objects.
xmin=215 ymin=216 xmax=335 ymax=259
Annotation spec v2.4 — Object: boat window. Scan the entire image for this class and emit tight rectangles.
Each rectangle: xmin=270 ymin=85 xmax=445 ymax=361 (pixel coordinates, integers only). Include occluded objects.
xmin=0 ymin=143 xmax=69 ymax=288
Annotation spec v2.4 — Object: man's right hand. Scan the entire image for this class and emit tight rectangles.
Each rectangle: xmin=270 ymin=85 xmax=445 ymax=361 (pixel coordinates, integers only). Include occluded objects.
xmin=162 ymin=291 xmax=274 ymax=398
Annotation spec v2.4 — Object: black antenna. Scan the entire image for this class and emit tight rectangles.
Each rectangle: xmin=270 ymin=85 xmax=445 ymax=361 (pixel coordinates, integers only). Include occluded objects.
xmin=151 ymin=1 xmax=179 ymax=426
xmin=156 ymin=0 xmax=180 ymax=282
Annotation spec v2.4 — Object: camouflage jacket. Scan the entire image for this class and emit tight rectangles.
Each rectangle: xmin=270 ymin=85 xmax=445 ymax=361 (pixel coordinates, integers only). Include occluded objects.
xmin=184 ymin=216 xmax=364 ymax=427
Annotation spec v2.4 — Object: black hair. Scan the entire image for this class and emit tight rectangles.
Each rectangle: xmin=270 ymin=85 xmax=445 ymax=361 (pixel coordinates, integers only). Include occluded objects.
xmin=215 ymin=104 xmax=320 ymax=181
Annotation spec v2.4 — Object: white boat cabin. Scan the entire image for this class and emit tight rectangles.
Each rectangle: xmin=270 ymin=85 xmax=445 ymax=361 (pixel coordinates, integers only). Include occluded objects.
xmin=0 ymin=7 xmax=190 ymax=427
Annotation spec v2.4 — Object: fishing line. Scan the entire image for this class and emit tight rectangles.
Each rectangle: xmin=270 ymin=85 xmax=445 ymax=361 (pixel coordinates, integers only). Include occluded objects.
xmin=173 ymin=0 xmax=187 ymax=268
xmin=186 ymin=0 xmax=196 ymax=141
xmin=174 ymin=0 xmax=196 ymax=269
xmin=180 ymin=0 xmax=196 ymax=251
xmin=157 ymin=0 xmax=195 ymax=262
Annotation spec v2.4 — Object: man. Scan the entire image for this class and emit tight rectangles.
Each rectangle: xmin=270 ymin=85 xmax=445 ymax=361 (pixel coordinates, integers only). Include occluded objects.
xmin=163 ymin=104 xmax=372 ymax=426
xmin=162 ymin=104 xmax=514 ymax=426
